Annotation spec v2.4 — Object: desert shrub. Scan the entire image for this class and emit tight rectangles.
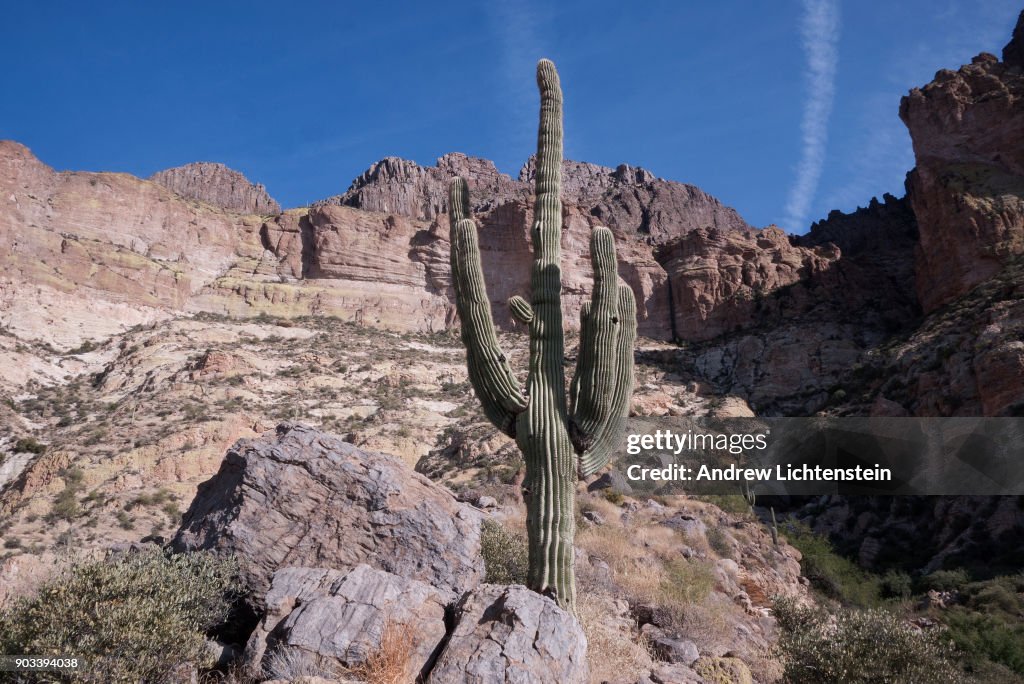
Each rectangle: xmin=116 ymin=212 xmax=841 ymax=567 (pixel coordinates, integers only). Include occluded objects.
xmin=945 ymin=609 xmax=1024 ymax=675
xmin=13 ymin=437 xmax=46 ymax=454
xmin=697 ymin=494 xmax=750 ymax=517
xmin=880 ymin=569 xmax=913 ymax=599
xmin=0 ymin=548 xmax=238 ymax=683
xmin=941 ymin=574 xmax=1024 ymax=675
xmin=480 ymin=518 xmax=528 ymax=584
xmin=774 ymin=597 xmax=964 ymax=684
xmin=603 ymin=489 xmax=624 ymax=505
xmin=660 ymin=558 xmax=716 ymax=605
xmin=576 ymin=592 xmax=653 ymax=683
xmin=781 ymin=521 xmax=880 ymax=607
xmin=705 ymin=525 xmax=734 ymax=559
xmin=265 ymin=648 xmax=346 ymax=681
xmin=48 ymin=468 xmax=87 ymax=522
xmin=921 ymin=568 xmax=971 ymax=592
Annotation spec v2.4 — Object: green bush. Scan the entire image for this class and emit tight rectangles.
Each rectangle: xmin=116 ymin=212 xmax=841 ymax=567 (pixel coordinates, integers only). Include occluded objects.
xmin=945 ymin=609 xmax=1024 ymax=675
xmin=880 ymin=569 xmax=913 ymax=599
xmin=774 ymin=597 xmax=964 ymax=684
xmin=480 ymin=518 xmax=528 ymax=584
xmin=781 ymin=522 xmax=880 ymax=607
xmin=941 ymin=574 xmax=1024 ymax=675
xmin=0 ymin=549 xmax=238 ymax=683
xmin=13 ymin=437 xmax=46 ymax=455
xmin=922 ymin=568 xmax=970 ymax=592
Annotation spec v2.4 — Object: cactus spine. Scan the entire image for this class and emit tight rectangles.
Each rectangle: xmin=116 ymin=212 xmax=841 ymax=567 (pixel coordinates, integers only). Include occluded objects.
xmin=448 ymin=59 xmax=636 ymax=612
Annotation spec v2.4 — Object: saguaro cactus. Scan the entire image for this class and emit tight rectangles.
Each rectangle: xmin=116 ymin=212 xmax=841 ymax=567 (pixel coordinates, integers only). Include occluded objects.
xmin=449 ymin=59 xmax=637 ymax=612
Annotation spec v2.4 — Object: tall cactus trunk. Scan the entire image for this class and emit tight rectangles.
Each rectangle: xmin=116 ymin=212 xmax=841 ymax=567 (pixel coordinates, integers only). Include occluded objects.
xmin=515 ymin=60 xmax=576 ymax=605
xmin=448 ymin=59 xmax=636 ymax=613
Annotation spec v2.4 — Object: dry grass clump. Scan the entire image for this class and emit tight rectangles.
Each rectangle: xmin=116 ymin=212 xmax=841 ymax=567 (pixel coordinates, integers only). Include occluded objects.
xmin=264 ymin=620 xmax=417 ymax=684
xmin=348 ymin=620 xmax=417 ymax=684
xmin=576 ymin=591 xmax=654 ymax=683
xmin=264 ymin=648 xmax=352 ymax=681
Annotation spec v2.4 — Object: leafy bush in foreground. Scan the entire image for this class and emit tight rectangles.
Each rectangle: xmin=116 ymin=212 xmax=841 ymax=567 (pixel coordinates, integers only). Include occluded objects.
xmin=774 ymin=597 xmax=963 ymax=684
xmin=0 ymin=548 xmax=238 ymax=683
xmin=480 ymin=518 xmax=528 ymax=585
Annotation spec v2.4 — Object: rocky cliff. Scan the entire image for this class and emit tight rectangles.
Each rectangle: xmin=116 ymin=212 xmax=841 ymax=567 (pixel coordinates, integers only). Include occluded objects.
xmin=900 ymin=11 xmax=1024 ymax=313
xmin=1 ymin=142 xmax=759 ymax=347
xmin=150 ymin=162 xmax=281 ymax=215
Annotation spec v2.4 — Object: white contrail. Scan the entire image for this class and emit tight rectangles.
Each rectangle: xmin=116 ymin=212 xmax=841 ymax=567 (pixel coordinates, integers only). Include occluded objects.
xmin=783 ymin=0 xmax=841 ymax=233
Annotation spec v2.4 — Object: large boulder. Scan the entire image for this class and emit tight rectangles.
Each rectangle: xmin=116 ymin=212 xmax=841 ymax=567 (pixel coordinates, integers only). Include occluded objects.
xmin=171 ymin=423 xmax=485 ymax=610
xmin=246 ymin=565 xmax=447 ymax=681
xmin=429 ymin=584 xmax=589 ymax=684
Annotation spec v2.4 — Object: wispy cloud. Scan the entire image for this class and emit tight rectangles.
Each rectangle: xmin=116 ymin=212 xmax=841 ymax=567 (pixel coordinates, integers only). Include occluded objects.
xmin=783 ymin=0 xmax=841 ymax=233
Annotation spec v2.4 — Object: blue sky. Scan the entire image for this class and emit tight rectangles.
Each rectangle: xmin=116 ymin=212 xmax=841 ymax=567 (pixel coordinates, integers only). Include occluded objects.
xmin=2 ymin=1 xmax=1020 ymax=232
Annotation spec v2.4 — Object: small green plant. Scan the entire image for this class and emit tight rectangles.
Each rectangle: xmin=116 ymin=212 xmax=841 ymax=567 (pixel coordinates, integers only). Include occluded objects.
xmin=781 ymin=521 xmax=880 ymax=607
xmin=0 ymin=549 xmax=238 ymax=683
xmin=705 ymin=525 xmax=734 ymax=559
xmin=47 ymin=468 xmax=86 ymax=522
xmin=603 ymin=490 xmax=625 ymax=505
xmin=661 ymin=558 xmax=715 ymax=605
xmin=774 ymin=597 xmax=964 ymax=684
xmin=921 ymin=568 xmax=970 ymax=592
xmin=480 ymin=519 xmax=529 ymax=585
xmin=116 ymin=510 xmax=135 ymax=530
xmin=880 ymin=569 xmax=913 ymax=599
xmin=13 ymin=437 xmax=46 ymax=455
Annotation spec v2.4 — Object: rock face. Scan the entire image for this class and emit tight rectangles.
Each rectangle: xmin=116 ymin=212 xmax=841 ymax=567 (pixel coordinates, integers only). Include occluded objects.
xmin=900 ymin=13 xmax=1024 ymax=312
xmin=246 ymin=565 xmax=448 ymax=681
xmin=329 ymin=153 xmax=750 ymax=240
xmin=664 ymin=196 xmax=921 ymax=414
xmin=312 ymin=152 xmax=754 ymax=340
xmin=1 ymin=141 xmax=754 ymax=346
xmin=657 ymin=225 xmax=839 ymax=342
xmin=171 ymin=423 xmax=485 ymax=610
xmin=150 ymin=162 xmax=281 ymax=215
xmin=429 ymin=584 xmax=589 ymax=684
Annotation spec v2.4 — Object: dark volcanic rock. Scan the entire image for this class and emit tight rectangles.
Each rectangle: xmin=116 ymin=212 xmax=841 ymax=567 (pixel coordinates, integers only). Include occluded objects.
xmin=150 ymin=162 xmax=281 ymax=215
xmin=171 ymin=423 xmax=484 ymax=611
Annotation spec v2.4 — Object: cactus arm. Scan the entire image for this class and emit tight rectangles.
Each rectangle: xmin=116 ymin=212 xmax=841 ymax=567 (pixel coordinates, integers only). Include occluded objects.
xmin=508 ymin=295 xmax=534 ymax=325
xmin=569 ymin=227 xmax=621 ymax=451
xmin=578 ymin=283 xmax=637 ymax=477
xmin=568 ymin=302 xmax=591 ymax=411
xmin=449 ymin=178 xmax=527 ymax=437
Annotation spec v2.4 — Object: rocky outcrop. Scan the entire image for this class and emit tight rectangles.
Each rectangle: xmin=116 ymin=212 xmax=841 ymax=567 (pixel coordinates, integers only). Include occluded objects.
xmin=429 ymin=584 xmax=589 ymax=684
xmin=246 ymin=565 xmax=448 ymax=681
xmin=653 ymin=196 xmax=920 ymax=413
xmin=171 ymin=423 xmax=485 ymax=610
xmin=657 ymin=225 xmax=839 ymax=342
xmin=150 ymin=162 xmax=280 ymax=215
xmin=307 ymin=152 xmax=754 ymax=340
xmin=900 ymin=13 xmax=1024 ymax=312
xmin=329 ymin=153 xmax=751 ymax=240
